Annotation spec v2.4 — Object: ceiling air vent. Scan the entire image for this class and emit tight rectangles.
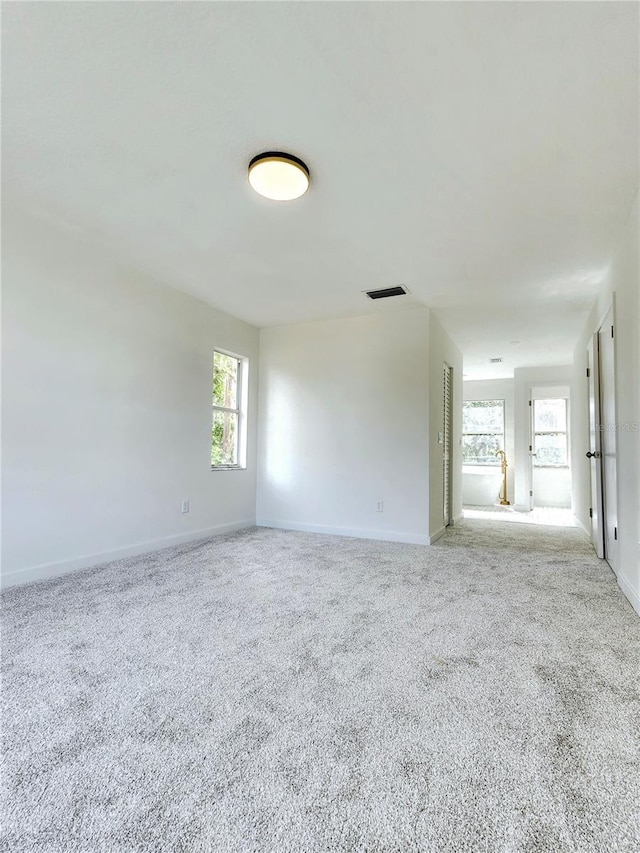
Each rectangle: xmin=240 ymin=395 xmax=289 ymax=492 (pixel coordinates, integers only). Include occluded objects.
xmin=489 ymin=357 xmax=503 ymax=364
xmin=365 ymin=285 xmax=408 ymax=300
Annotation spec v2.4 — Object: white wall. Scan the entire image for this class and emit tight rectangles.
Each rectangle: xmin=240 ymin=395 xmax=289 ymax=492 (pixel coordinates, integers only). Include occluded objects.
xmin=513 ymin=366 xmax=572 ymax=510
xmin=462 ymin=378 xmax=515 ymax=505
xmin=2 ymin=205 xmax=259 ymax=587
xmin=429 ymin=314 xmax=463 ymax=536
xmin=571 ymin=196 xmax=639 ymax=615
xmin=257 ymin=307 xmax=432 ymax=544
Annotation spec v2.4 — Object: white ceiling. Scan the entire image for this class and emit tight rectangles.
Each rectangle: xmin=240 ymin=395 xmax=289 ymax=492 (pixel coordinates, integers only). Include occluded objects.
xmin=3 ymin=2 xmax=638 ymax=378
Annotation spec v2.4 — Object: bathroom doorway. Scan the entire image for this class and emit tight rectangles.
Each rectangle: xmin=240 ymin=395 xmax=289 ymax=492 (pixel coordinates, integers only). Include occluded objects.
xmin=461 ymin=375 xmax=575 ymax=528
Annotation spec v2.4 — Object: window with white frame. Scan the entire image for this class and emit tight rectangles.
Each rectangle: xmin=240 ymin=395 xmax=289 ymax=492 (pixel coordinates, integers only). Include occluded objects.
xmin=211 ymin=350 xmax=246 ymax=469
xmin=462 ymin=400 xmax=505 ymax=465
xmin=533 ymin=398 xmax=568 ymax=467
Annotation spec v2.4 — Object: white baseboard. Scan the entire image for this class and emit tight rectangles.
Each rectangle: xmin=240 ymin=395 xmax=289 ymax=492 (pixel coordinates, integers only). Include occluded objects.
xmin=429 ymin=526 xmax=447 ymax=544
xmin=256 ymin=519 xmax=430 ymax=546
xmin=1 ymin=521 xmax=255 ymax=589
xmin=574 ymin=515 xmax=591 ymax=538
xmin=451 ymin=514 xmax=463 ymax=526
xmin=617 ymin=571 xmax=640 ymax=618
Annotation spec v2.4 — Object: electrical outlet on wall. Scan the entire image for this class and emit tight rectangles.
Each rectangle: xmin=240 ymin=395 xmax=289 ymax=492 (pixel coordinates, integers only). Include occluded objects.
xmin=181 ymin=499 xmax=190 ymax=514
xmin=376 ymin=500 xmax=384 ymax=512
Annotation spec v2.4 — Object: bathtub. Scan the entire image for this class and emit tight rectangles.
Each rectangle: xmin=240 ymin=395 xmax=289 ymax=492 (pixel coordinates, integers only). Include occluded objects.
xmin=462 ymin=466 xmax=503 ymax=506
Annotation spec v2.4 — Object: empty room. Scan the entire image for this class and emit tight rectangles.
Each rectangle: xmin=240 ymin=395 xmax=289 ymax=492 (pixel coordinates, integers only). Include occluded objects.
xmin=2 ymin=2 xmax=639 ymax=852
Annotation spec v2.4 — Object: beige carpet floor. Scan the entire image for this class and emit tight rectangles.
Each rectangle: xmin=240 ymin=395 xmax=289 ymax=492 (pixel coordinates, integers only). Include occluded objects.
xmin=2 ymin=521 xmax=639 ymax=852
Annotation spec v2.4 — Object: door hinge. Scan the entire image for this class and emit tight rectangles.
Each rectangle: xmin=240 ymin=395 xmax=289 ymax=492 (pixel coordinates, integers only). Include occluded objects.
xmin=614 ymin=526 xmax=618 ymax=540
xmin=589 ymin=507 xmax=593 ymax=518
xmin=529 ymin=490 xmax=533 ymax=497
xmin=611 ymin=325 xmax=614 ymax=338
xmin=529 ymin=400 xmax=532 ymax=407
xmin=529 ymin=445 xmax=532 ymax=452
xmin=586 ymin=367 xmax=590 ymax=378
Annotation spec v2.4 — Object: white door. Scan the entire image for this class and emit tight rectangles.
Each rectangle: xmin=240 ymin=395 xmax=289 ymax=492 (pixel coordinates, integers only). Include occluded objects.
xmin=598 ymin=307 xmax=618 ymax=572
xmin=443 ymin=364 xmax=453 ymax=526
xmin=586 ymin=337 xmax=604 ymax=558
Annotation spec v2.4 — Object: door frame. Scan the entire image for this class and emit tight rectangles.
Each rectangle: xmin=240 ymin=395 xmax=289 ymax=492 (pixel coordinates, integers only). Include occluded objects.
xmin=443 ymin=362 xmax=453 ymax=527
xmin=586 ymin=335 xmax=604 ymax=558
xmin=586 ymin=299 xmax=618 ymax=567
xmin=597 ymin=303 xmax=618 ymax=571
xmin=526 ymin=383 xmax=571 ymax=511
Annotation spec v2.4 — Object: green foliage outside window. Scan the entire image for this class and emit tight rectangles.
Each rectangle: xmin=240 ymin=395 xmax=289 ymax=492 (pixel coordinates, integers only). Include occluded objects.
xmin=462 ymin=400 xmax=505 ymax=465
xmin=212 ymin=351 xmax=239 ymax=466
xmin=533 ymin=399 xmax=568 ymax=467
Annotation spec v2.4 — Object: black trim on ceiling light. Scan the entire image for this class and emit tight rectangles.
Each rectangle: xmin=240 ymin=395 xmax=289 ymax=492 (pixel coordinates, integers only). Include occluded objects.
xmin=248 ymin=151 xmax=310 ymax=177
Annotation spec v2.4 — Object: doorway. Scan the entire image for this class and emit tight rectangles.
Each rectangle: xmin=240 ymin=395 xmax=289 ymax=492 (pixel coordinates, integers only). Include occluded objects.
xmin=461 ymin=378 xmax=576 ymax=528
xmin=528 ymin=388 xmax=572 ymax=511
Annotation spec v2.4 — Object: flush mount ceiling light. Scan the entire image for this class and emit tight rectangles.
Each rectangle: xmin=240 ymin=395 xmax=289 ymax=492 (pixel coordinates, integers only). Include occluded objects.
xmin=248 ymin=152 xmax=310 ymax=201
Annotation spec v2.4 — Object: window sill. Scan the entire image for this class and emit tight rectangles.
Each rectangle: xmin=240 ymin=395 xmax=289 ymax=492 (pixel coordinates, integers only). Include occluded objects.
xmin=533 ymin=465 xmax=570 ymax=470
xmin=463 ymin=463 xmax=502 ymax=467
xmin=211 ymin=465 xmax=246 ymax=472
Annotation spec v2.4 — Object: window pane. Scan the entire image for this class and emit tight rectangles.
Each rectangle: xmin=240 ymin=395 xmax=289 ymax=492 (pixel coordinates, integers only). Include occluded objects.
xmin=534 ymin=432 xmax=567 ymax=467
xmin=462 ymin=400 xmax=504 ymax=434
xmin=462 ymin=400 xmax=504 ymax=464
xmin=213 ymin=351 xmax=238 ymax=410
xmin=462 ymin=434 xmax=503 ymax=465
xmin=534 ymin=399 xmax=566 ymax=432
xmin=212 ymin=410 xmax=238 ymax=466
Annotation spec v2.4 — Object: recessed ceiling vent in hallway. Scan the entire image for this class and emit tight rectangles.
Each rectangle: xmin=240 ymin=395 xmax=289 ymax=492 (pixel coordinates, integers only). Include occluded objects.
xmin=365 ymin=285 xmax=408 ymax=300
xmin=489 ymin=357 xmax=503 ymax=363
